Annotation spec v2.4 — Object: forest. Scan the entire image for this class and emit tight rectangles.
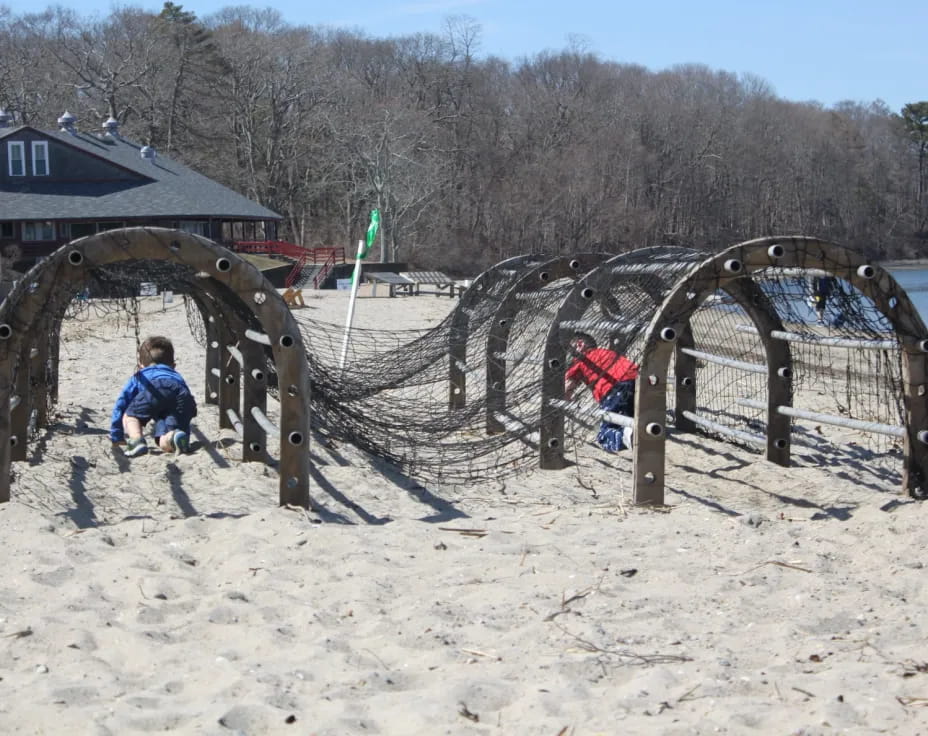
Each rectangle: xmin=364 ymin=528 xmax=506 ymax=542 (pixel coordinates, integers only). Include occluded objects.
xmin=1 ymin=2 xmax=926 ymax=272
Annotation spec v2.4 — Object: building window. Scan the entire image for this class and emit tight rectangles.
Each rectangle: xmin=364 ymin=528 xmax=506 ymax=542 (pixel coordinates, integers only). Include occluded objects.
xmin=22 ymin=221 xmax=55 ymax=241
xmin=62 ymin=223 xmax=96 ymax=240
xmin=31 ymin=141 xmax=49 ymax=176
xmin=8 ymin=142 xmax=24 ymax=176
xmin=179 ymin=220 xmax=209 ymax=236
xmin=0 ymin=223 xmax=13 ymax=239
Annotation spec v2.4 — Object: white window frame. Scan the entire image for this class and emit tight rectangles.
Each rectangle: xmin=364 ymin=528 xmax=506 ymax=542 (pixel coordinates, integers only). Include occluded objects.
xmin=22 ymin=221 xmax=56 ymax=241
xmin=8 ymin=141 xmax=24 ymax=177
xmin=31 ymin=141 xmax=49 ymax=176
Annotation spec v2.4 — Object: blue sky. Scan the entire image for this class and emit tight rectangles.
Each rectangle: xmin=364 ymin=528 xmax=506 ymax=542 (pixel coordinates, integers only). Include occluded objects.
xmin=6 ymin=0 xmax=925 ymax=113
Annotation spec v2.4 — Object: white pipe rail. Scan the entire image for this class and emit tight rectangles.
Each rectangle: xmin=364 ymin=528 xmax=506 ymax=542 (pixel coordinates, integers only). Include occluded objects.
xmin=250 ymin=406 xmax=280 ymax=438
xmin=681 ymin=410 xmax=767 ymax=447
xmin=610 ymin=262 xmax=696 ymax=275
xmin=226 ymin=408 xmax=244 ymax=437
xmin=492 ymin=351 xmax=545 ymax=364
xmin=679 ymin=347 xmax=767 ymax=374
xmin=492 ymin=412 xmax=540 ymax=444
xmin=754 ymin=267 xmax=832 ymax=278
xmin=244 ymin=329 xmax=272 ymax=346
xmin=736 ymin=397 xmax=905 ymax=438
xmin=560 ymin=319 xmax=639 ymax=333
xmin=548 ymin=398 xmax=635 ymax=428
xmin=736 ymin=324 xmax=897 ymax=350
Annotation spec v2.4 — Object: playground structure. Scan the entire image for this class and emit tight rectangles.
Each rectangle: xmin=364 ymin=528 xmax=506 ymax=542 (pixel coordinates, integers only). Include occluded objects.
xmin=0 ymin=228 xmax=312 ymax=506
xmin=0 ymin=230 xmax=926 ymax=508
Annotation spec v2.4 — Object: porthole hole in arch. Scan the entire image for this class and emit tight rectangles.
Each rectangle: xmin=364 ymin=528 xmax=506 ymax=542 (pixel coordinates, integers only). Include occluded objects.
xmin=253 ymin=291 xmax=267 ymax=305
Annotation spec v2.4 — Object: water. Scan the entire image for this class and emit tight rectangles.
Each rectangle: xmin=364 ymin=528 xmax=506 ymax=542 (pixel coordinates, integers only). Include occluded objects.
xmin=711 ymin=264 xmax=928 ymax=328
xmin=886 ymin=265 xmax=928 ymax=325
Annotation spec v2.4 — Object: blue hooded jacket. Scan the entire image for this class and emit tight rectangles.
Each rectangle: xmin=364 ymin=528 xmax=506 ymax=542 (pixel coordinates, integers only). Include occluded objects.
xmin=110 ymin=364 xmax=195 ymax=442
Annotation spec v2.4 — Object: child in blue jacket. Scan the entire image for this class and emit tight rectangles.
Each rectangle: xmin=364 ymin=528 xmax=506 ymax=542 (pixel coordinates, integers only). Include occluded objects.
xmin=110 ymin=336 xmax=197 ymax=457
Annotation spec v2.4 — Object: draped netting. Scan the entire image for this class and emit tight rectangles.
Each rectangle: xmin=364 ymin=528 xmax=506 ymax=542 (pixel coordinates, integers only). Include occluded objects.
xmin=53 ymin=240 xmax=921 ymax=488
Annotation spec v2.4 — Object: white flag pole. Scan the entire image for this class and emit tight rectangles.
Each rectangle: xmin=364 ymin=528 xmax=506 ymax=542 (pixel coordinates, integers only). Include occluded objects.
xmin=338 ymin=238 xmax=365 ymax=371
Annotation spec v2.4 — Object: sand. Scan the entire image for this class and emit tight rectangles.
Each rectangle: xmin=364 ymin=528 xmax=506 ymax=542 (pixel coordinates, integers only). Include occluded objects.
xmin=1 ymin=288 xmax=927 ymax=735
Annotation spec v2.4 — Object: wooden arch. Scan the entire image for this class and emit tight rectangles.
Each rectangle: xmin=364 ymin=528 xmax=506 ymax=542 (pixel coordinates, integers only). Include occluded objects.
xmin=538 ymin=247 xmax=791 ymax=469
xmin=0 ymin=227 xmax=312 ymax=507
xmin=448 ymin=254 xmax=550 ymax=409
xmin=632 ymin=236 xmax=928 ymax=504
xmin=484 ymin=253 xmax=612 ymax=433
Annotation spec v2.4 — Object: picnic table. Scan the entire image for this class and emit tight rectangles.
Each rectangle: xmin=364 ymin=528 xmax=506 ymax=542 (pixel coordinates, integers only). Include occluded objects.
xmin=401 ymin=271 xmax=458 ymax=297
xmin=365 ymin=271 xmax=416 ymax=297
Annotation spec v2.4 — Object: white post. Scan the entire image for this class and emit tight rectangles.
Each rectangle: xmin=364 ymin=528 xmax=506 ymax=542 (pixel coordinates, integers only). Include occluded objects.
xmin=339 ymin=239 xmax=366 ymax=370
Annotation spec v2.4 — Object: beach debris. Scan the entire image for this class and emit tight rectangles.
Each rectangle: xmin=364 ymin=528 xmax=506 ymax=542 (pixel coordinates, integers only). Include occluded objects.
xmin=35 ymin=665 xmax=48 ymax=674
xmin=551 ymin=618 xmax=691 ymax=666
xmin=460 ymin=648 xmax=500 ymax=661
xmin=740 ymin=512 xmax=766 ymax=528
xmin=4 ymin=627 xmax=33 ymax=639
xmin=727 ymin=560 xmax=813 ymax=576
xmin=439 ymin=526 xmax=488 ymax=538
xmin=545 ymin=576 xmax=605 ymax=621
xmin=458 ymin=702 xmax=479 ymax=722
xmin=434 ymin=541 xmax=448 ymax=550
xmin=619 ymin=568 xmax=638 ymax=577
xmin=902 ymin=661 xmax=928 ymax=678
xmin=897 ymin=696 xmax=928 ymax=708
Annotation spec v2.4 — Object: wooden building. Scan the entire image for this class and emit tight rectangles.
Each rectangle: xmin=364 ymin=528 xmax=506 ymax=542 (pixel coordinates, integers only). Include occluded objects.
xmin=0 ymin=110 xmax=281 ymax=267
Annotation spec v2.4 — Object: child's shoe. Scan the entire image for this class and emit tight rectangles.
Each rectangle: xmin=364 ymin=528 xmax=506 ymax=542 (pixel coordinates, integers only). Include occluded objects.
xmin=124 ymin=438 xmax=148 ymax=457
xmin=172 ymin=431 xmax=189 ymax=456
xmin=622 ymin=426 xmax=634 ymax=450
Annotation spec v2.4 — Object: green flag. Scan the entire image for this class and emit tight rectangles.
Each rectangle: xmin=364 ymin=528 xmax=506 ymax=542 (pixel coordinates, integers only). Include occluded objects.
xmin=360 ymin=209 xmax=380 ymax=260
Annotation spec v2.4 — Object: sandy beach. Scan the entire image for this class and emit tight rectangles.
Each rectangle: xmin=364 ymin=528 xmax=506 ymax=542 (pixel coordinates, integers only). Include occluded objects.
xmin=1 ymin=287 xmax=927 ymax=735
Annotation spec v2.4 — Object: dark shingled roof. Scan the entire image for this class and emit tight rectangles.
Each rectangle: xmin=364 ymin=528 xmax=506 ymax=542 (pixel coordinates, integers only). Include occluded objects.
xmin=0 ymin=125 xmax=281 ymax=221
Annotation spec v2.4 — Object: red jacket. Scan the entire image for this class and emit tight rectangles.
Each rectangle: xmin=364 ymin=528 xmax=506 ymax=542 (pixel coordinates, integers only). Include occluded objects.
xmin=566 ymin=348 xmax=639 ymax=402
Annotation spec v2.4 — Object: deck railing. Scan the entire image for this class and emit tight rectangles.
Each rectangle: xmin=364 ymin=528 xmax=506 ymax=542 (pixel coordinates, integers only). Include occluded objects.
xmin=232 ymin=241 xmax=346 ymax=288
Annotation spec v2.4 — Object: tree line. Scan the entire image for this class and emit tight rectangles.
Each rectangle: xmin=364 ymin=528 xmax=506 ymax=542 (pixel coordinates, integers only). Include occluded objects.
xmin=1 ymin=3 xmax=926 ymax=273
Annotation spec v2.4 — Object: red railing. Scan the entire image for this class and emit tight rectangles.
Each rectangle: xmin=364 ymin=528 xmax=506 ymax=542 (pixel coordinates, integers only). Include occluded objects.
xmin=232 ymin=241 xmax=346 ymax=288
xmin=312 ymin=250 xmax=340 ymax=289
